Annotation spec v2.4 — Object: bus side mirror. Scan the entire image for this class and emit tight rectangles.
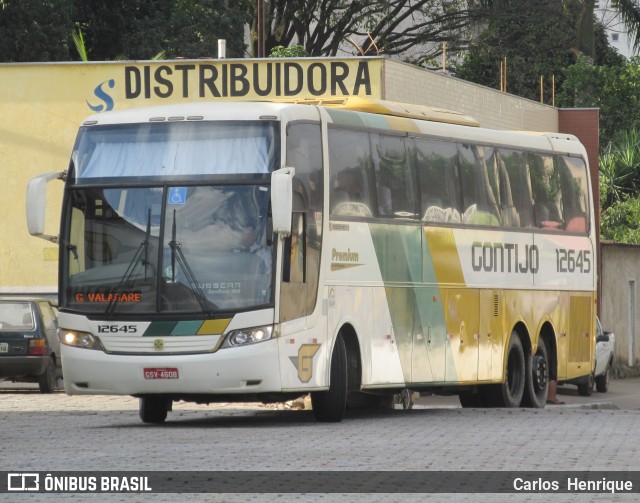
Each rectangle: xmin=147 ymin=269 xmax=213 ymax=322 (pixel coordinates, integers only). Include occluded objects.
xmin=26 ymin=171 xmax=65 ymax=243
xmin=271 ymin=167 xmax=295 ymax=236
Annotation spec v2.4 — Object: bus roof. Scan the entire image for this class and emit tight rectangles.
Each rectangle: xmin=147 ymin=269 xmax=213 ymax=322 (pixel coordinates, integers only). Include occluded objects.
xmin=81 ymin=98 xmax=479 ymax=128
xmin=274 ymin=97 xmax=480 ymax=127
xmin=79 ymin=100 xmax=584 ymax=157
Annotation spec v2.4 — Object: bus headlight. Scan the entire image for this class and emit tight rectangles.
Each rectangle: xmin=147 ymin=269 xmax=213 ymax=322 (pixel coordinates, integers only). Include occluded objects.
xmin=222 ymin=326 xmax=275 ymax=348
xmin=59 ymin=329 xmax=104 ymax=351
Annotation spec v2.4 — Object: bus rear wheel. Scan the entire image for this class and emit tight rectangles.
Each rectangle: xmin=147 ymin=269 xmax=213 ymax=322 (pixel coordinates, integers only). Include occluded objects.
xmin=139 ymin=396 xmax=170 ymax=424
xmin=522 ymin=338 xmax=549 ymax=408
xmin=494 ymin=332 xmax=526 ymax=407
xmin=311 ymin=335 xmax=347 ymax=422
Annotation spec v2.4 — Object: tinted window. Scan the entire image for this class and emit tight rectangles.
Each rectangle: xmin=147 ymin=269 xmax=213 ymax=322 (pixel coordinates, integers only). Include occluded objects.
xmin=500 ymin=149 xmax=535 ymax=228
xmin=458 ymin=144 xmax=501 ymax=226
xmin=328 ymin=129 xmax=373 ymax=217
xmin=529 ymin=152 xmax=563 ymax=230
xmin=371 ymin=134 xmax=417 ymax=218
xmin=414 ymin=139 xmax=462 ymax=223
xmin=557 ymin=156 xmax=589 ymax=233
xmin=284 ymin=123 xmax=323 ymax=319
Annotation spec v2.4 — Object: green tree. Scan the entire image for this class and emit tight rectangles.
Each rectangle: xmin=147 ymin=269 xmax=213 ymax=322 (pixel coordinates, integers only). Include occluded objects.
xmin=166 ymin=0 xmax=249 ymax=58
xmin=579 ymin=0 xmax=640 ymax=56
xmin=0 ymin=0 xmax=75 ymax=61
xmin=600 ymin=195 xmax=640 ymax=244
xmin=269 ymin=44 xmax=309 ymax=58
xmin=475 ymin=0 xmax=640 ymax=58
xmin=74 ymin=0 xmax=248 ymax=60
xmin=454 ymin=0 xmax=580 ymax=103
xmin=558 ymin=56 xmax=640 ymax=146
xmin=248 ymin=0 xmax=477 ymax=61
xmin=599 ymin=128 xmax=640 ymax=208
xmin=597 ymin=128 xmax=640 ymax=244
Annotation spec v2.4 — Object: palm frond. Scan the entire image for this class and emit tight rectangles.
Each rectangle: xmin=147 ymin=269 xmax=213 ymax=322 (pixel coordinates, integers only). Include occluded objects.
xmin=612 ymin=0 xmax=640 ymax=54
xmin=72 ymin=29 xmax=88 ymax=62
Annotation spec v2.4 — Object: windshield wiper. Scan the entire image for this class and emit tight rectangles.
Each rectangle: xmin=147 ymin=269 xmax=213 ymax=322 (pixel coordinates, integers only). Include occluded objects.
xmin=105 ymin=209 xmax=153 ymax=317
xmin=168 ymin=209 xmax=217 ymax=314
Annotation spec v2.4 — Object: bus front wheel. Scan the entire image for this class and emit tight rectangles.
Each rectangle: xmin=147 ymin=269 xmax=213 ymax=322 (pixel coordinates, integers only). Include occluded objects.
xmin=311 ymin=335 xmax=347 ymax=422
xmin=139 ymin=396 xmax=170 ymax=424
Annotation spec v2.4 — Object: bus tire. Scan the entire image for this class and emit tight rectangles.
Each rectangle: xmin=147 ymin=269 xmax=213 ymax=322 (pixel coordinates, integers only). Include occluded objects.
xmin=311 ymin=335 xmax=347 ymax=422
xmin=139 ymin=396 xmax=170 ymax=424
xmin=497 ymin=332 xmax=526 ymax=407
xmin=522 ymin=338 xmax=549 ymax=408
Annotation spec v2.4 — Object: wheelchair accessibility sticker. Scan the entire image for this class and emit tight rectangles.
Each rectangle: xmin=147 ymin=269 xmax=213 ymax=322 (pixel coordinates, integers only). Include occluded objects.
xmin=168 ymin=187 xmax=187 ymax=205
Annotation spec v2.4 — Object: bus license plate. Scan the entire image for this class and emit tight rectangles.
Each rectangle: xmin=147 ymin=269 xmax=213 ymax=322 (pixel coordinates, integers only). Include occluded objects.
xmin=143 ymin=368 xmax=179 ymax=379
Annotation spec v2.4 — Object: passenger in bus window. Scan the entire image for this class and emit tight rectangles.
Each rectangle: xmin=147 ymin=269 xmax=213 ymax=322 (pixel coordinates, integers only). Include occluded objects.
xmin=333 ymin=170 xmax=358 ymax=203
xmin=331 ymin=168 xmax=372 ymax=217
xmin=237 ymin=221 xmax=271 ymax=275
xmin=376 ymin=170 xmax=393 ymax=215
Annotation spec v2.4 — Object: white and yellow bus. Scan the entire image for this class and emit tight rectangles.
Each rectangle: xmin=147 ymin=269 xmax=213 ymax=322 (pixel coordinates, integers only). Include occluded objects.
xmin=27 ymin=98 xmax=596 ymax=423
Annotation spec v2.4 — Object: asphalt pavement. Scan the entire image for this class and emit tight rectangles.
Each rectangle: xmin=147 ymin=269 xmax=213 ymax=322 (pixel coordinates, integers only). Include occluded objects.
xmin=414 ymin=376 xmax=640 ymax=410
xmin=2 ymin=376 xmax=639 ymax=410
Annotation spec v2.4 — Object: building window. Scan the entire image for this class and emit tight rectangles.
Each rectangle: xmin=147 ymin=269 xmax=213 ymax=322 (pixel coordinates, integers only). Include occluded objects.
xmin=612 ymin=33 xmax=619 ymax=42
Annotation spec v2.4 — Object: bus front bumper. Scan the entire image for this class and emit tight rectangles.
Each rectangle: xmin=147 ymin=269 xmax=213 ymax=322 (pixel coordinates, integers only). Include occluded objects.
xmin=61 ymin=339 xmax=282 ymax=395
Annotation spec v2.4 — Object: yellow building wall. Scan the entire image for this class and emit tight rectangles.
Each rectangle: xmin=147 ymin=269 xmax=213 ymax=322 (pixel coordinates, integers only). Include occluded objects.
xmin=0 ymin=58 xmax=384 ymax=293
xmin=0 ymin=57 xmax=560 ymax=294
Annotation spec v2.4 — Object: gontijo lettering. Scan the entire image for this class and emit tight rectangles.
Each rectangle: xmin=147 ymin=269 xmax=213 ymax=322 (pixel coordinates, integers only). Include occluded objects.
xmin=471 ymin=241 xmax=539 ymax=274
xmin=125 ymin=61 xmax=373 ymax=100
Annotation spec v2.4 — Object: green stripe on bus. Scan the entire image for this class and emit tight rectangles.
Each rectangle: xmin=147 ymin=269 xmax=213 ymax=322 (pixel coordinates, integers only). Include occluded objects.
xmin=143 ymin=321 xmax=178 ymax=337
xmin=171 ymin=320 xmax=205 ymax=336
xmin=369 ymin=223 xmax=455 ymax=382
xmin=325 ymin=108 xmax=365 ymax=128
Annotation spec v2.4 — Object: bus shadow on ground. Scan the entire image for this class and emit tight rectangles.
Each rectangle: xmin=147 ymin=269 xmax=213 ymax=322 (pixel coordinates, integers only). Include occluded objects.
xmin=121 ymin=405 xmax=447 ymax=429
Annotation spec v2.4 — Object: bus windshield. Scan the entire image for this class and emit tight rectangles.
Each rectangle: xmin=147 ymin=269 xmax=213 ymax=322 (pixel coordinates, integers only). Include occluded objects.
xmin=72 ymin=120 xmax=279 ymax=180
xmin=62 ymin=184 xmax=273 ymax=315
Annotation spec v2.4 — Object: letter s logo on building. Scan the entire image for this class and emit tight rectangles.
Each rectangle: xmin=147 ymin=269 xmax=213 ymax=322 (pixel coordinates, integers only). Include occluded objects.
xmin=87 ymin=79 xmax=115 ymax=112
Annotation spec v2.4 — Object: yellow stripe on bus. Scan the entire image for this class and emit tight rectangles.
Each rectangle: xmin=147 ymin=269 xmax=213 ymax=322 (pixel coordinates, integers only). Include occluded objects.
xmin=424 ymin=227 xmax=465 ymax=286
xmin=197 ymin=319 xmax=232 ymax=335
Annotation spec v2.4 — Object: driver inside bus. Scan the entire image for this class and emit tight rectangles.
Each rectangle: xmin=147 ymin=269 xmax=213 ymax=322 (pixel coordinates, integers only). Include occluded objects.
xmin=236 ymin=221 xmax=271 ymax=276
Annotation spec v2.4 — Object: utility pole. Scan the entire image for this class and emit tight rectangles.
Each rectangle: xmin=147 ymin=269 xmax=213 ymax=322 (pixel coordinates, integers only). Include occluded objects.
xmin=257 ymin=0 xmax=266 ymax=58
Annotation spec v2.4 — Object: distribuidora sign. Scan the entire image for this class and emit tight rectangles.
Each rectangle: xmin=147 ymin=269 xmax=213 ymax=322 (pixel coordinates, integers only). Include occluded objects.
xmin=86 ymin=59 xmax=381 ymax=111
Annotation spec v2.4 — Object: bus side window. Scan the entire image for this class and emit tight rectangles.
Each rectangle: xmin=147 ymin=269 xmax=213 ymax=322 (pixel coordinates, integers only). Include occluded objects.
xmin=556 ymin=155 xmax=589 ymax=233
xmin=372 ymin=134 xmax=417 ymax=218
xmin=328 ymin=128 xmax=373 ymax=217
xmin=458 ymin=144 xmax=501 ymax=226
xmin=496 ymin=152 xmax=520 ymax=228
xmin=283 ymin=212 xmax=306 ymax=284
xmin=529 ymin=152 xmax=563 ymax=230
xmin=500 ymin=149 xmax=535 ymax=228
xmin=415 ymin=139 xmax=461 ymax=223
